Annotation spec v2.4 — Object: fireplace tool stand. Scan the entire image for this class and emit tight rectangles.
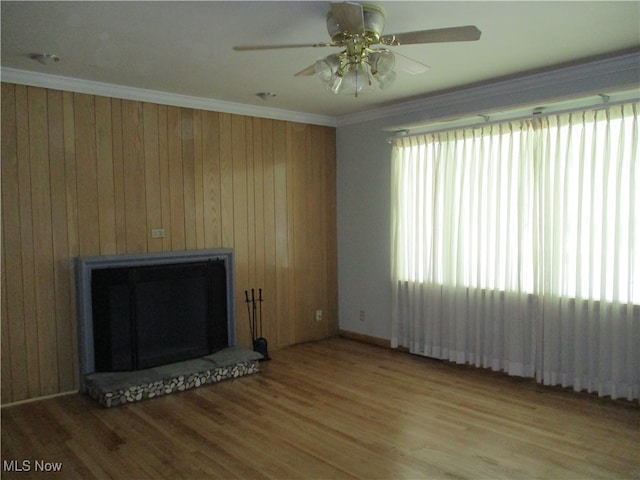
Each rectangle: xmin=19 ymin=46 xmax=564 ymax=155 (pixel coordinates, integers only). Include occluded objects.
xmin=245 ymin=288 xmax=270 ymax=361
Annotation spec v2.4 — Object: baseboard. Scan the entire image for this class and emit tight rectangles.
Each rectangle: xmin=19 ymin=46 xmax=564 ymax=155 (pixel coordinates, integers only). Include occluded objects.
xmin=1 ymin=390 xmax=79 ymax=409
xmin=338 ymin=329 xmax=392 ymax=348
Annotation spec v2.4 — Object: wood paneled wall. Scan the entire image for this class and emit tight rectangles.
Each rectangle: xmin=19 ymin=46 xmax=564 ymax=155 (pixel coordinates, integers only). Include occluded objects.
xmin=1 ymin=83 xmax=338 ymax=405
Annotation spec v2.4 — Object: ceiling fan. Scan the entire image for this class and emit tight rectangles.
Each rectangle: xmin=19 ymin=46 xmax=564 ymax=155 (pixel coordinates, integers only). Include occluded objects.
xmin=233 ymin=2 xmax=481 ymax=97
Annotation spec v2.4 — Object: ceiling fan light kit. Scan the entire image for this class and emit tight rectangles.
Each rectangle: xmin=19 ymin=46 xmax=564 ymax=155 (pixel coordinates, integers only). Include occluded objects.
xmin=233 ymin=2 xmax=481 ymax=98
xmin=313 ymin=46 xmax=396 ymax=96
xmin=314 ymin=53 xmax=342 ymax=82
xmin=369 ymin=50 xmax=395 ymax=75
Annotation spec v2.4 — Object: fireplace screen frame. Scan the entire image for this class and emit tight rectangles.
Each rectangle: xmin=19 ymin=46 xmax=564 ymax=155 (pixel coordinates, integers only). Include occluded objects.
xmin=75 ymin=249 xmax=236 ymax=389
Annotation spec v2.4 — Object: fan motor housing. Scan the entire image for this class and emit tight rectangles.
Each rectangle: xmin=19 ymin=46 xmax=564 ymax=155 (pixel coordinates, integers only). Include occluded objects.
xmin=327 ymin=4 xmax=385 ymax=44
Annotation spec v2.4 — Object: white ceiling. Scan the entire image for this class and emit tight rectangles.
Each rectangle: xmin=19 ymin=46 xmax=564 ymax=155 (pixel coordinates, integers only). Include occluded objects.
xmin=2 ymin=1 xmax=639 ymax=121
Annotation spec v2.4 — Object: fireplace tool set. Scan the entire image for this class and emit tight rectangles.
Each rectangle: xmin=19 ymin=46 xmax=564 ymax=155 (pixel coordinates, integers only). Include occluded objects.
xmin=245 ymin=288 xmax=270 ymax=361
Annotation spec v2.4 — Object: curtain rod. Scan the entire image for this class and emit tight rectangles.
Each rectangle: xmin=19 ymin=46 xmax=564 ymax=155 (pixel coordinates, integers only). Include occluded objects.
xmin=386 ymin=91 xmax=639 ymax=143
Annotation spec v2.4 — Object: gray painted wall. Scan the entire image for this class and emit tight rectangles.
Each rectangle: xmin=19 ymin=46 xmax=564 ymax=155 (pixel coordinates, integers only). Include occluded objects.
xmin=336 ymin=50 xmax=640 ymax=341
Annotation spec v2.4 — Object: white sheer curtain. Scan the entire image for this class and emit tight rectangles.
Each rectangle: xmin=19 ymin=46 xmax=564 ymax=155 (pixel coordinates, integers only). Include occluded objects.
xmin=391 ymin=102 xmax=639 ymax=400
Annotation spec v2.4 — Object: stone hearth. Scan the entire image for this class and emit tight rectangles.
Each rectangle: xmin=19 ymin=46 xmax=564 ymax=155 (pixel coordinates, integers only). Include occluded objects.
xmin=85 ymin=347 xmax=262 ymax=408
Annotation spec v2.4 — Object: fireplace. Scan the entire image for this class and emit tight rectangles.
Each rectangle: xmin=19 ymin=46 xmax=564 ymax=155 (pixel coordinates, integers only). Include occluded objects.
xmin=76 ymin=249 xmax=236 ymax=391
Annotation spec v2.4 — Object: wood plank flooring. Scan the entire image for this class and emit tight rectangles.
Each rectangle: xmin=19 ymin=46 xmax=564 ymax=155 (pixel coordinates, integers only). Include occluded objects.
xmin=1 ymin=337 xmax=638 ymax=479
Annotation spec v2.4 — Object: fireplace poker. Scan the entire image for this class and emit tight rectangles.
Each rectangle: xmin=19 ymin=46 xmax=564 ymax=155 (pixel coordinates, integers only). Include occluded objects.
xmin=245 ymin=290 xmax=255 ymax=342
xmin=258 ymin=288 xmax=263 ymax=338
xmin=251 ymin=289 xmax=257 ymax=343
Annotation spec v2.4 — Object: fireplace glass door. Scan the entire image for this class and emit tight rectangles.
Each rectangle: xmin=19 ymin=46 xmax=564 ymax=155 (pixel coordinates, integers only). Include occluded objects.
xmin=91 ymin=260 xmax=228 ymax=372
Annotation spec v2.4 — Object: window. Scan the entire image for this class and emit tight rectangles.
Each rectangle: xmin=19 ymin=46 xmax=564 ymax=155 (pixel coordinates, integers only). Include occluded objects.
xmin=392 ymin=102 xmax=639 ymax=304
xmin=391 ymin=102 xmax=639 ymax=400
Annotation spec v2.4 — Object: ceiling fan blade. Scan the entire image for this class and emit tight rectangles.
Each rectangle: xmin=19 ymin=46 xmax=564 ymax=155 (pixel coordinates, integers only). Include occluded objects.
xmin=381 ymin=25 xmax=481 ymax=46
xmin=329 ymin=2 xmax=365 ymax=35
xmin=393 ymin=51 xmax=431 ymax=75
xmin=294 ymin=64 xmax=316 ymax=77
xmin=233 ymin=42 xmax=334 ymax=51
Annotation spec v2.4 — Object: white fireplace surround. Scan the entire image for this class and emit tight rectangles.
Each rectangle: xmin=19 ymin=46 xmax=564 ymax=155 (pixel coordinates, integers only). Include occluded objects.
xmin=75 ymin=249 xmax=236 ymax=390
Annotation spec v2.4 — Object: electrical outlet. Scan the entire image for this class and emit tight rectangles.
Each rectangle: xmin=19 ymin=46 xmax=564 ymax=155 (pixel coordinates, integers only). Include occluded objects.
xmin=315 ymin=309 xmax=323 ymax=322
xmin=359 ymin=310 xmax=365 ymax=322
xmin=151 ymin=228 xmax=165 ymax=238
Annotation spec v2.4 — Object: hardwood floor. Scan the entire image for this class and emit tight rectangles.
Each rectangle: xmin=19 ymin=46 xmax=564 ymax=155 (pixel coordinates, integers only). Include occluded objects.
xmin=1 ymin=337 xmax=638 ymax=479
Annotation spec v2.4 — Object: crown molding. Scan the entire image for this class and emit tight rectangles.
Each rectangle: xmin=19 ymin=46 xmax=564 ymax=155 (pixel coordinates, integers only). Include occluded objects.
xmin=336 ymin=49 xmax=640 ymax=127
xmin=0 ymin=67 xmax=337 ymax=128
xmin=3 ymin=49 xmax=638 ymax=130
